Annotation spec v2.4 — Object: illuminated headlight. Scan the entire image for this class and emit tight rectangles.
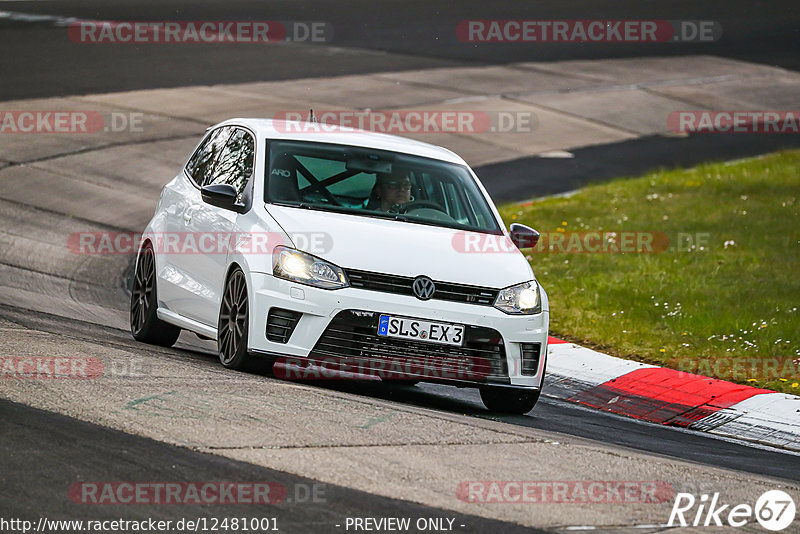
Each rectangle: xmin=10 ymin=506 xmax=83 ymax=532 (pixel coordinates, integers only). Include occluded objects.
xmin=272 ymin=246 xmax=349 ymax=290
xmin=493 ymin=280 xmax=541 ymax=315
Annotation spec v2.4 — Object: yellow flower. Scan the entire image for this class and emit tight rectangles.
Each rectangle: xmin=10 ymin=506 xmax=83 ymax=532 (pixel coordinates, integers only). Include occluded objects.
xmin=792 ymin=383 xmax=798 ymax=388
xmin=747 ymin=379 xmax=757 ymax=382
xmin=681 ymin=332 xmax=687 ymax=336
xmin=659 ymin=348 xmax=666 ymax=353
xmin=561 ymin=221 xmax=568 ymax=226
xmin=779 ymin=378 xmax=788 ymax=382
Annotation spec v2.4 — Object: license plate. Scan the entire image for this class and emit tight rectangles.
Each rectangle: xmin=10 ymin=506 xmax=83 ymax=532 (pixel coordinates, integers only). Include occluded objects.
xmin=377 ymin=315 xmax=464 ymax=346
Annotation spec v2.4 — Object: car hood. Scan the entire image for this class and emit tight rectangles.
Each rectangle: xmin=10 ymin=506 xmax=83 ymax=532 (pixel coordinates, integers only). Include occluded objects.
xmin=265 ymin=204 xmax=535 ymax=288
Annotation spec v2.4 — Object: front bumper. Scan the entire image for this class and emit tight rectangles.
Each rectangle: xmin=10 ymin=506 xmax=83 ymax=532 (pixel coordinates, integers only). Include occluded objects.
xmin=247 ymin=272 xmax=549 ymax=388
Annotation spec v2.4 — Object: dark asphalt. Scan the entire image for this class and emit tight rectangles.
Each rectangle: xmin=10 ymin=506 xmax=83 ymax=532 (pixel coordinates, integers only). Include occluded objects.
xmin=476 ymin=132 xmax=800 ymax=202
xmin=314 ymin=380 xmax=800 ymax=485
xmin=0 ymin=397 xmax=542 ymax=534
xmin=2 ymin=302 xmax=798 ymax=495
xmin=0 ymin=0 xmax=798 ymax=100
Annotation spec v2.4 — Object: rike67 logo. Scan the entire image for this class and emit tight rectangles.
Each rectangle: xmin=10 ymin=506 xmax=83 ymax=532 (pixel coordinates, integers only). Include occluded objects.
xmin=668 ymin=490 xmax=796 ymax=531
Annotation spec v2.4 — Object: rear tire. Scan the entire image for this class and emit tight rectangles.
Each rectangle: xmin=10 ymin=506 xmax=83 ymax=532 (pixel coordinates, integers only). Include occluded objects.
xmin=217 ymin=268 xmax=252 ymax=370
xmin=480 ymin=387 xmax=540 ymax=414
xmin=130 ymin=244 xmax=181 ymax=347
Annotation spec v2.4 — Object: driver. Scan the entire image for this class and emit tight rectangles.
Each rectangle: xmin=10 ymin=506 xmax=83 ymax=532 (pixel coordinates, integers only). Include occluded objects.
xmin=374 ymin=171 xmax=413 ymax=212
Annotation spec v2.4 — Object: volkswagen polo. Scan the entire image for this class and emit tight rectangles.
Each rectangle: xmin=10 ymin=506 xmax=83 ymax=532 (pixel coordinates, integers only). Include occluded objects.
xmin=130 ymin=118 xmax=549 ymax=414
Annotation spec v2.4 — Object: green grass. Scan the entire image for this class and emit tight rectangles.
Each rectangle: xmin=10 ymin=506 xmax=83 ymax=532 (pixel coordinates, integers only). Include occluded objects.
xmin=498 ymin=150 xmax=800 ymax=393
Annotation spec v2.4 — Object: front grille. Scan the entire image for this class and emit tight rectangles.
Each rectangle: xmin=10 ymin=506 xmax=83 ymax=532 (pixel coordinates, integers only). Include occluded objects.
xmin=308 ymin=310 xmax=508 ymax=383
xmin=345 ymin=268 xmax=498 ymax=306
xmin=520 ymin=343 xmax=541 ymax=376
xmin=266 ymin=308 xmax=302 ymax=343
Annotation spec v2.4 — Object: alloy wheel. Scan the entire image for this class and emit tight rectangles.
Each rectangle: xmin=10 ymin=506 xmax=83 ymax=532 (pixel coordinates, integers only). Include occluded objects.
xmin=130 ymin=247 xmax=155 ymax=336
xmin=218 ymin=269 xmax=248 ymax=366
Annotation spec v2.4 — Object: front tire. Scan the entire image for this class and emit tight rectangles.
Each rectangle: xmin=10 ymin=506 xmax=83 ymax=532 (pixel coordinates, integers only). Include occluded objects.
xmin=130 ymin=244 xmax=181 ymax=347
xmin=480 ymin=387 xmax=540 ymax=414
xmin=217 ymin=268 xmax=251 ymax=370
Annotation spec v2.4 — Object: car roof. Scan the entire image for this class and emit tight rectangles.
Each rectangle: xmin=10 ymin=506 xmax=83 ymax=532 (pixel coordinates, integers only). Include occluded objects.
xmin=216 ymin=118 xmax=466 ymax=165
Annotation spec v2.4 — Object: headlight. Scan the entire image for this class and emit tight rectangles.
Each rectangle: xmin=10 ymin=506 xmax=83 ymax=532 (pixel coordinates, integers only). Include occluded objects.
xmin=272 ymin=246 xmax=349 ymax=290
xmin=493 ymin=280 xmax=541 ymax=315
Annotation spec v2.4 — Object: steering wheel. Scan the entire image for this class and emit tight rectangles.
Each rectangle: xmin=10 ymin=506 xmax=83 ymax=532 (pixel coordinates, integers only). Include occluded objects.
xmin=398 ymin=200 xmax=447 ymax=214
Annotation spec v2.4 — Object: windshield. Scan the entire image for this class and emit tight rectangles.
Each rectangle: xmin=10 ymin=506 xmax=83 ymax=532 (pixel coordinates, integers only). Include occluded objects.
xmin=265 ymin=140 xmax=502 ymax=234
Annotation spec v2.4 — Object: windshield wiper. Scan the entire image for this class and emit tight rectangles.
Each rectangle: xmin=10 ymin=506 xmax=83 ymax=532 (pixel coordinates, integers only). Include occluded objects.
xmin=272 ymin=201 xmax=365 ymax=217
xmin=269 ymin=202 xmax=498 ymax=233
xmin=272 ymin=201 xmax=330 ymax=212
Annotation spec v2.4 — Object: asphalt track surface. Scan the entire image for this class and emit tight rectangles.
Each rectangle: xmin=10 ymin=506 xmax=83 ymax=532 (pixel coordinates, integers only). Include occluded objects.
xmin=3 ymin=297 xmax=799 ymax=487
xmin=4 ymin=0 xmax=800 ymax=201
xmin=2 ymin=0 xmax=800 ymax=530
xmin=477 ymin=132 xmax=800 ymax=202
xmin=0 ymin=0 xmax=798 ymax=100
xmin=0 ymin=398 xmax=541 ymax=534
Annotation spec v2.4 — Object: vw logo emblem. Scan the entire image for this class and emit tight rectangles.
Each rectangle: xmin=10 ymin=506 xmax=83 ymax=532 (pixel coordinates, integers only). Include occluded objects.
xmin=412 ymin=276 xmax=436 ymax=300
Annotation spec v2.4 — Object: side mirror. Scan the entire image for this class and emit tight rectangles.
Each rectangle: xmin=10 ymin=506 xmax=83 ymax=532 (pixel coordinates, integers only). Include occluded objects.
xmin=509 ymin=223 xmax=539 ymax=249
xmin=201 ymin=184 xmax=246 ymax=213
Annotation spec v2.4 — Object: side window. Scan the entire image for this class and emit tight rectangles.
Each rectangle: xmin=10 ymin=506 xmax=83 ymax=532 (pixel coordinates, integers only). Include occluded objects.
xmin=207 ymin=129 xmax=255 ymax=200
xmin=184 ymin=126 xmax=233 ymax=186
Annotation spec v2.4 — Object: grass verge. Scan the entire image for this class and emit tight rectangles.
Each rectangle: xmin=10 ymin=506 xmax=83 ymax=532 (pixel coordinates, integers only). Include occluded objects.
xmin=498 ymin=150 xmax=800 ymax=394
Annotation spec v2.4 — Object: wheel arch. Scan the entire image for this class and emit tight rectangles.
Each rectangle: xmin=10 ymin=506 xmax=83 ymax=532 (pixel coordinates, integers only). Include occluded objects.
xmin=223 ymin=261 xmax=248 ymax=290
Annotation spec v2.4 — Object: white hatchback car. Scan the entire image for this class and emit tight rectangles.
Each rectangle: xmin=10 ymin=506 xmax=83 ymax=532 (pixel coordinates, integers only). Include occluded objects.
xmin=130 ymin=118 xmax=549 ymax=413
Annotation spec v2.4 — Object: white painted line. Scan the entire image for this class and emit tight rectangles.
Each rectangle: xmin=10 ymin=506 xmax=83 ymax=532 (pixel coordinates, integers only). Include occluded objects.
xmin=537 ymin=150 xmax=575 ymax=158
xmin=0 ymin=10 xmax=96 ymax=26
xmin=443 ymin=95 xmax=496 ymax=104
